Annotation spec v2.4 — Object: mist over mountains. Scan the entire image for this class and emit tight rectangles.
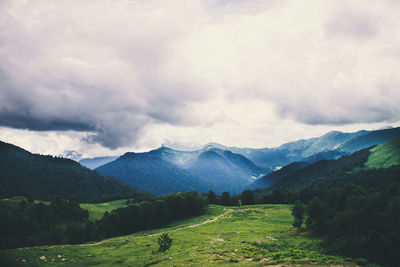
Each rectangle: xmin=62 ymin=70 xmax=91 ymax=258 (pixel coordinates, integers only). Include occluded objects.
xmin=95 ymin=146 xmax=264 ymax=195
xmin=86 ymin=127 xmax=400 ymax=194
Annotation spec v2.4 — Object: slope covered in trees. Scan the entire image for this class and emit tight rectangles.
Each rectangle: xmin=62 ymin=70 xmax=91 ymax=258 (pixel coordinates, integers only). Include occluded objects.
xmin=0 ymin=141 xmax=148 ymax=202
xmin=338 ymin=127 xmax=400 ymax=153
xmin=272 ymin=148 xmax=373 ymax=190
xmin=272 ymin=138 xmax=400 ymax=191
xmin=291 ymin=182 xmax=400 ymax=267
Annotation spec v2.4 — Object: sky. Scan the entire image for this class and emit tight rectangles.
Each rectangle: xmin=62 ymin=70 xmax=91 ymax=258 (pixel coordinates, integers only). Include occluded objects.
xmin=1 ymin=0 xmax=400 ymax=158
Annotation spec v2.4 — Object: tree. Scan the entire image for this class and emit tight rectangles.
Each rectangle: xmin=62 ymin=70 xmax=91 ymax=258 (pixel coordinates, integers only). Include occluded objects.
xmin=157 ymin=233 xmax=172 ymax=255
xmin=292 ymin=201 xmax=305 ymax=230
xmin=306 ymin=197 xmax=333 ymax=233
xmin=153 ymin=200 xmax=169 ymax=227
xmin=221 ymin=192 xmax=231 ymax=206
xmin=241 ymin=190 xmax=255 ymax=205
xmin=207 ymin=190 xmax=217 ymax=204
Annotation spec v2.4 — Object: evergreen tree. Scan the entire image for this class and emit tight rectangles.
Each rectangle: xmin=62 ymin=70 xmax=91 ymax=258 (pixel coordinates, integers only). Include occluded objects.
xmin=292 ymin=201 xmax=305 ymax=230
xmin=157 ymin=233 xmax=172 ymax=254
xmin=241 ymin=190 xmax=255 ymax=205
xmin=207 ymin=190 xmax=217 ymax=204
xmin=221 ymin=192 xmax=231 ymax=206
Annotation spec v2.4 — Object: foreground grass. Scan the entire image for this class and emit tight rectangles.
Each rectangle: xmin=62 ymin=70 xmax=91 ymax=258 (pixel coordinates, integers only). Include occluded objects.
xmin=0 ymin=204 xmax=360 ymax=266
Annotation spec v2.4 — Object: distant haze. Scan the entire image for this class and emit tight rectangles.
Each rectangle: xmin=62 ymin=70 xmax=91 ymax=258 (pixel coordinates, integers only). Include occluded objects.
xmin=0 ymin=0 xmax=400 ymax=157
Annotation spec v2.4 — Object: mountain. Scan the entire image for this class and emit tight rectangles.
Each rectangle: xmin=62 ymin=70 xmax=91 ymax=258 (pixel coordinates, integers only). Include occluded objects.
xmin=186 ymin=148 xmax=263 ymax=193
xmin=270 ymin=138 xmax=400 ymax=191
xmin=338 ymin=127 xmax=400 ymax=153
xmin=0 ymin=141 xmax=148 ymax=202
xmin=248 ymin=149 xmax=349 ymax=189
xmin=207 ymin=130 xmax=369 ymax=170
xmin=95 ymin=151 xmax=208 ymax=195
xmin=249 ymin=161 xmax=309 ymax=189
xmin=95 ymin=146 xmax=264 ymax=194
xmin=79 ymin=156 xmax=118 ymax=169
xmin=212 ymin=127 xmax=400 ymax=181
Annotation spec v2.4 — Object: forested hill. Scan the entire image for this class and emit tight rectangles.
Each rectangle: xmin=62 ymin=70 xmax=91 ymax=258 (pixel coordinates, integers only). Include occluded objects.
xmin=339 ymin=126 xmax=400 ymax=153
xmin=273 ymin=139 xmax=400 ymax=191
xmin=0 ymin=141 xmax=149 ymax=202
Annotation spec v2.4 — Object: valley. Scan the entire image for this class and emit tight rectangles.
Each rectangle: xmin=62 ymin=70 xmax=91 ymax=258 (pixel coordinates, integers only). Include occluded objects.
xmin=0 ymin=204 xmax=360 ymax=266
xmin=1 ymin=128 xmax=399 ymax=266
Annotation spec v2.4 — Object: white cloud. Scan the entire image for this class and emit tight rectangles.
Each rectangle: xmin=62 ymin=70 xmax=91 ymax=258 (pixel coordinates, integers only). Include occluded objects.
xmin=0 ymin=0 xmax=399 ymax=156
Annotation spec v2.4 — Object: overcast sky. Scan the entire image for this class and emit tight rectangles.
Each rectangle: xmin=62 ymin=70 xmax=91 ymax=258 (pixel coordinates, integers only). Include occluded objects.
xmin=1 ymin=0 xmax=400 ymax=157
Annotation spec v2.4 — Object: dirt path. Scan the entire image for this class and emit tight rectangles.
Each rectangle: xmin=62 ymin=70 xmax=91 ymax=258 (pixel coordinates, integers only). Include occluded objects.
xmin=79 ymin=210 xmax=232 ymax=247
xmin=145 ymin=209 xmax=232 ymax=237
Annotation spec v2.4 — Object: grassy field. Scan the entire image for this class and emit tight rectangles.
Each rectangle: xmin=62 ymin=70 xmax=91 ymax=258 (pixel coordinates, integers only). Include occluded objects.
xmin=0 ymin=196 xmax=28 ymax=209
xmin=80 ymin=199 xmax=130 ymax=222
xmin=0 ymin=204 xmax=362 ymax=266
xmin=364 ymin=138 xmax=400 ymax=169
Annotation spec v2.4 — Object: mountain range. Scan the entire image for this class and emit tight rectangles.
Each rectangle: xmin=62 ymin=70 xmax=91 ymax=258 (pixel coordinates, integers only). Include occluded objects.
xmin=96 ymin=146 xmax=264 ymax=195
xmin=91 ymin=127 xmax=400 ymax=194
xmin=267 ymin=137 xmax=400 ymax=191
xmin=2 ymin=126 xmax=400 ymax=199
xmin=249 ymin=128 xmax=400 ymax=189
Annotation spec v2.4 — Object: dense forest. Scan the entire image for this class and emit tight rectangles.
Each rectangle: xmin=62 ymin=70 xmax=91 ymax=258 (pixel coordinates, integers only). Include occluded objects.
xmin=0 ymin=191 xmax=208 ymax=250
xmin=0 ymin=141 xmax=149 ymax=202
xmin=292 ymin=182 xmax=400 ymax=267
xmin=0 ymin=198 xmax=88 ymax=250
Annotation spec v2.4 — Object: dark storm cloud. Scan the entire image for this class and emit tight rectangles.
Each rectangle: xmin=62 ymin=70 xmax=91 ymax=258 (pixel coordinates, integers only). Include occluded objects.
xmin=0 ymin=0 xmax=400 ymax=150
xmin=0 ymin=0 xmax=211 ymax=149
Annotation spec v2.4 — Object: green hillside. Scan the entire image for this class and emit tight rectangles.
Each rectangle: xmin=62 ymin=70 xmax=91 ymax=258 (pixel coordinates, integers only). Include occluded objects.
xmin=0 ymin=141 xmax=149 ymax=202
xmin=364 ymin=138 xmax=400 ymax=169
xmin=0 ymin=205 xmax=362 ymax=266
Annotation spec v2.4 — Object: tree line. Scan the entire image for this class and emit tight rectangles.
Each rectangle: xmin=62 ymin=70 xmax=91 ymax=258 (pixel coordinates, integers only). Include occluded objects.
xmin=206 ymin=189 xmax=295 ymax=206
xmin=291 ymin=182 xmax=400 ymax=267
xmin=0 ymin=198 xmax=88 ymax=250
xmin=0 ymin=191 xmax=208 ymax=250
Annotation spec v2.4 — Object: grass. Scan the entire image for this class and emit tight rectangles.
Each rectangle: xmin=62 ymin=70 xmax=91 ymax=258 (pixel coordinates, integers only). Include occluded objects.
xmin=80 ymin=199 xmax=130 ymax=222
xmin=364 ymin=138 xmax=400 ymax=169
xmin=0 ymin=204 xmax=362 ymax=266
xmin=0 ymin=196 xmax=28 ymax=209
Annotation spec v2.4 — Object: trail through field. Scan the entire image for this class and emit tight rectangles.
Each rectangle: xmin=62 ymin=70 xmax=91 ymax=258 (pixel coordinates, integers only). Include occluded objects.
xmin=145 ymin=209 xmax=232 ymax=237
xmin=79 ymin=209 xmax=232 ymax=247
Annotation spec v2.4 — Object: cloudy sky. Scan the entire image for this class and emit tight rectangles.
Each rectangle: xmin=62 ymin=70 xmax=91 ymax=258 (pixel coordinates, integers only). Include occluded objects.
xmin=1 ymin=0 xmax=400 ymax=157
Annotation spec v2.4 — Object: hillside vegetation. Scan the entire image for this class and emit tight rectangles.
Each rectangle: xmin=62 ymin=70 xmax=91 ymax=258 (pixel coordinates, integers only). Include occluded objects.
xmin=364 ymin=138 xmax=400 ymax=169
xmin=339 ymin=127 xmax=400 ymax=153
xmin=0 ymin=141 xmax=149 ymax=202
xmin=0 ymin=205 xmax=362 ymax=266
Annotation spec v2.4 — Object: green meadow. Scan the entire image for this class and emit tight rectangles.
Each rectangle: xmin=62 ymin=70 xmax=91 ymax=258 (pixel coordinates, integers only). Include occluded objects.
xmin=80 ymin=199 xmax=130 ymax=222
xmin=364 ymin=138 xmax=400 ymax=170
xmin=0 ymin=203 xmax=362 ymax=266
